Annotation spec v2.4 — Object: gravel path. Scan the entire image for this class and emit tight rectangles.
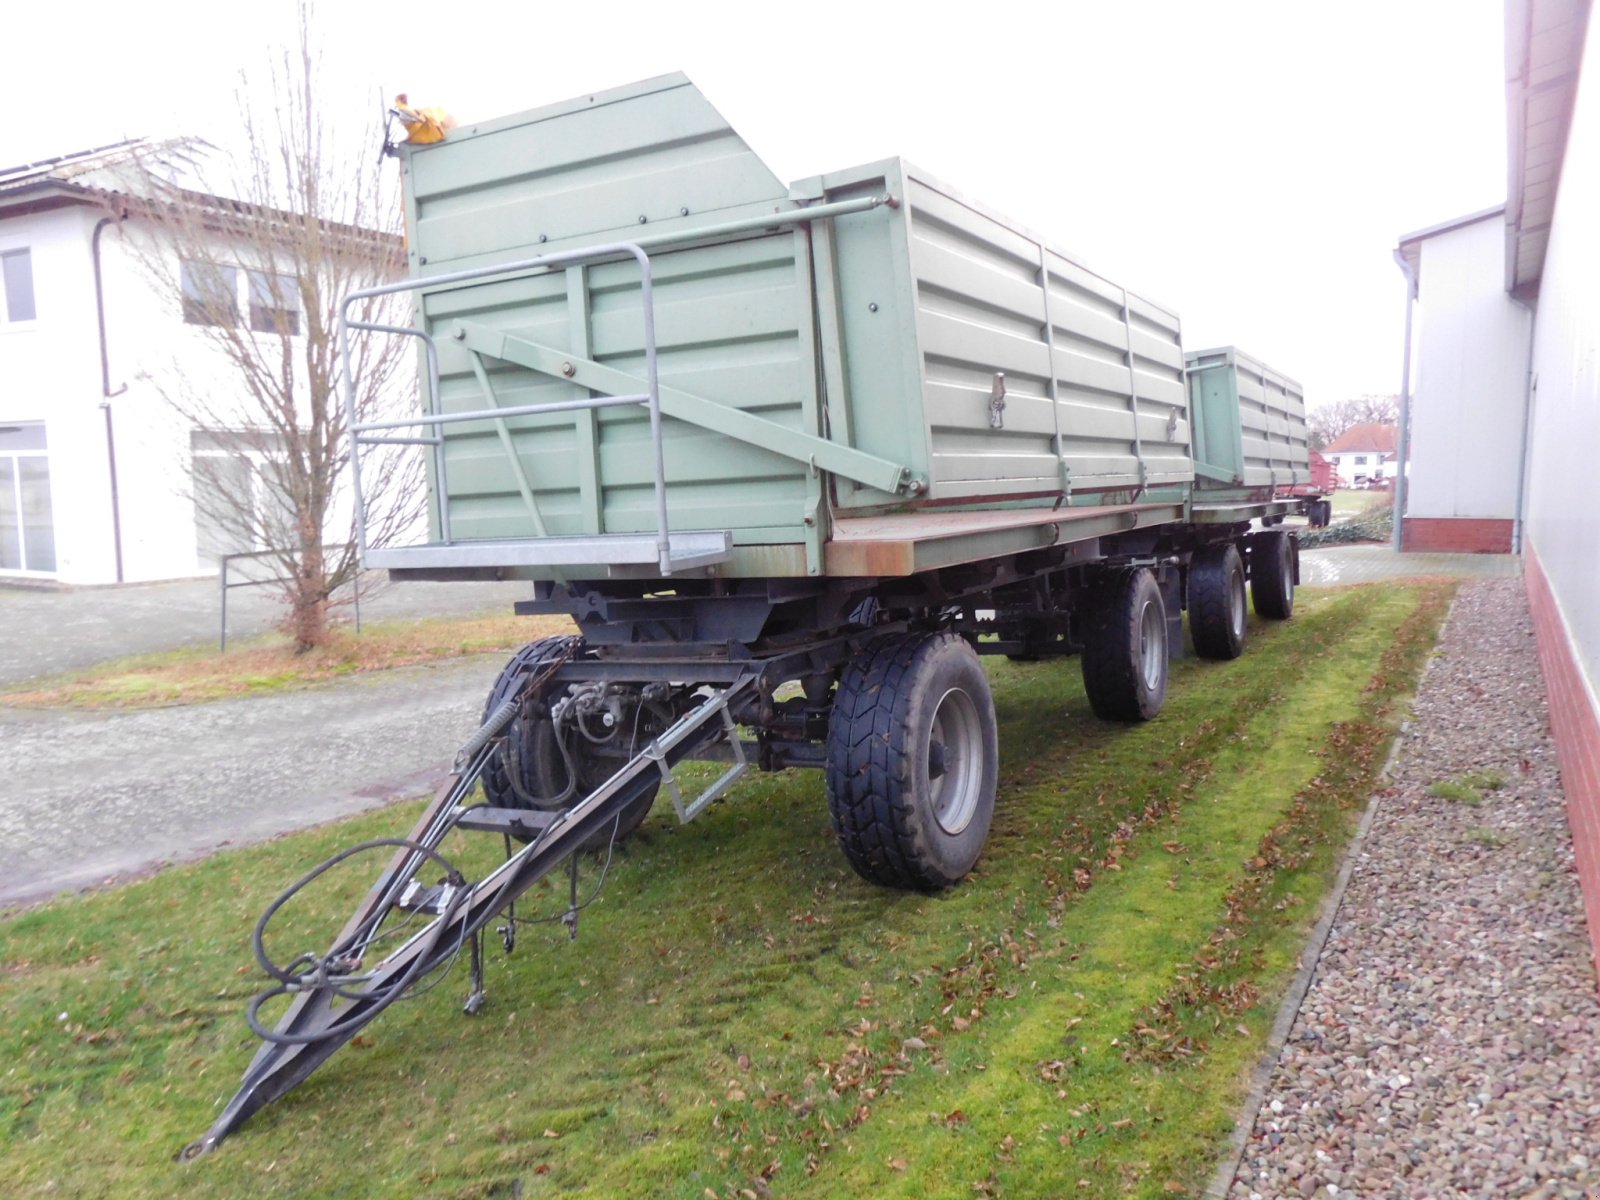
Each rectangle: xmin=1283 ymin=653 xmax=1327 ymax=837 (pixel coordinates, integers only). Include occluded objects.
xmin=0 ymin=656 xmax=500 ymax=907
xmin=1227 ymin=579 xmax=1600 ymax=1198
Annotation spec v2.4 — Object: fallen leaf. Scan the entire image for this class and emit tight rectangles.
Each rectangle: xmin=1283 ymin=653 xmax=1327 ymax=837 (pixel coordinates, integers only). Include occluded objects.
xmin=888 ymin=1158 xmax=908 ymax=1172
xmin=543 ymin=1129 xmax=560 ymax=1139
xmin=902 ymin=1037 xmax=928 ymax=1052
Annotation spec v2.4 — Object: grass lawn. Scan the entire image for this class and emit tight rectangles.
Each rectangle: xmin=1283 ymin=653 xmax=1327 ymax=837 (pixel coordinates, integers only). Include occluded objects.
xmin=0 ymin=582 xmax=1452 ymax=1199
xmin=0 ymin=613 xmax=574 ymax=709
xmin=1328 ymin=489 xmax=1386 ymax=520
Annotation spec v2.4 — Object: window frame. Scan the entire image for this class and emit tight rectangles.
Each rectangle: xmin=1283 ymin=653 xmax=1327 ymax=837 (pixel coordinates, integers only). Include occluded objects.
xmin=180 ymin=258 xmax=240 ymax=328
xmin=0 ymin=421 xmax=56 ymax=575
xmin=0 ymin=246 xmax=37 ymax=325
xmin=247 ymin=269 xmax=302 ymax=336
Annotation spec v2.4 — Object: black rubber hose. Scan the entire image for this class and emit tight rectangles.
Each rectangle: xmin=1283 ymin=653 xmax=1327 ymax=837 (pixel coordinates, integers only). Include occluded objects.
xmin=240 ymin=844 xmax=470 ymax=1049
xmin=251 ymin=837 xmax=465 ymax=985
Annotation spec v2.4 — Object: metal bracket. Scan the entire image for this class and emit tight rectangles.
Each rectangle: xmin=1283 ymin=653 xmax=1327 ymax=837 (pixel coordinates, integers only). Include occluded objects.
xmin=989 ymin=372 xmax=1007 ymax=430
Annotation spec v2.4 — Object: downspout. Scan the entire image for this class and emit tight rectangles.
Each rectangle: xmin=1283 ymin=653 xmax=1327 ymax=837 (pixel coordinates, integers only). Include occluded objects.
xmin=92 ymin=214 xmax=128 ymax=583
xmin=1391 ymin=253 xmax=1417 ymax=553
xmin=1512 ymin=300 xmax=1537 ymax=554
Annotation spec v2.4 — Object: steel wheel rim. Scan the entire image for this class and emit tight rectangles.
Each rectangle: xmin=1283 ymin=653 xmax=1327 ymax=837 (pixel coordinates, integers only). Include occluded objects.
xmin=1280 ymin=542 xmax=1294 ymax=606
xmin=1138 ymin=598 xmax=1164 ymax=691
xmin=928 ymin=687 xmax=983 ymax=835
xmin=1228 ymin=568 xmax=1246 ymax=637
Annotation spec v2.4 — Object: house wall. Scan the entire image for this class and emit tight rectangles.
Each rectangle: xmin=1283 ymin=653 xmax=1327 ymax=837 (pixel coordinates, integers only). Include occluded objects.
xmin=1522 ymin=6 xmax=1600 ymax=964
xmin=0 ymin=199 xmax=384 ymax=587
xmin=0 ymin=206 xmax=122 ymax=584
xmin=1404 ymin=217 xmax=1532 ymax=552
xmin=1326 ymin=449 xmax=1387 ymax=487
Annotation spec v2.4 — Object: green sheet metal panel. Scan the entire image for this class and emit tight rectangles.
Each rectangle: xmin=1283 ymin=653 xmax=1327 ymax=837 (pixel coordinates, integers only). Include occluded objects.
xmin=389 ymin=75 xmax=1212 ymax=576
xmin=807 ymin=161 xmax=1192 ymax=510
xmin=403 ymin=76 xmax=820 ymax=547
xmin=1184 ymin=347 xmax=1309 ymax=489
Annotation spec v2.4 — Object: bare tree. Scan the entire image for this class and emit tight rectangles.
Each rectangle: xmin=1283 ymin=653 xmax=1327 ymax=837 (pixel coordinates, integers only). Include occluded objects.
xmin=1307 ymin=394 xmax=1400 ymax=450
xmin=117 ymin=4 xmax=421 ymax=652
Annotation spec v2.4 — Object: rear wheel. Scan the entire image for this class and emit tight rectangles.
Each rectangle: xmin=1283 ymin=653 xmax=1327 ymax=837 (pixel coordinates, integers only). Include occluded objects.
xmin=481 ymin=637 xmax=658 ymax=848
xmin=1080 ymin=568 xmax=1169 ymax=722
xmin=1251 ymin=530 xmax=1296 ymax=620
xmin=1189 ymin=543 xmax=1247 ymax=660
xmin=825 ymin=631 xmax=999 ymax=891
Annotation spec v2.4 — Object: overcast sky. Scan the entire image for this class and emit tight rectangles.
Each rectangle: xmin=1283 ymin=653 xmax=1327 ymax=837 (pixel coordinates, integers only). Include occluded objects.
xmin=11 ymin=0 xmax=1507 ymax=408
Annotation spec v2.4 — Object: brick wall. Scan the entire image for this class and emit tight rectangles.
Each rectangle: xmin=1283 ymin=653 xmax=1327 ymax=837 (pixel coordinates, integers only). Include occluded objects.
xmin=1526 ymin=547 xmax=1600 ymax=969
xmin=1402 ymin=517 xmax=1515 ymax=554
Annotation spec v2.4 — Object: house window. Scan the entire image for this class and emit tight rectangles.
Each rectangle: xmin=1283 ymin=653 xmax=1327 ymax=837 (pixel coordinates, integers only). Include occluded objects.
xmin=191 ymin=428 xmax=295 ymax=567
xmin=1353 ymin=454 xmax=1369 ymax=466
xmin=0 ymin=423 xmax=55 ymax=573
xmin=1 ymin=248 xmax=36 ymax=323
xmin=181 ymin=259 xmax=239 ymax=327
xmin=248 ymin=270 xmax=301 ymax=335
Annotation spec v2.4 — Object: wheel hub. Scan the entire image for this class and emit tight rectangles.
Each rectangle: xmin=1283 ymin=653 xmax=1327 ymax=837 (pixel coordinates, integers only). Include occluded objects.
xmin=928 ymin=687 xmax=982 ymax=835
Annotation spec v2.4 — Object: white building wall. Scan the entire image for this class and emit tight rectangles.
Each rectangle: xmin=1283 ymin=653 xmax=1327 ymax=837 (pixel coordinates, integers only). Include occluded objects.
xmin=0 ymin=198 xmax=382 ymax=586
xmin=0 ymin=206 xmax=121 ymax=584
xmin=1523 ymin=7 xmax=1600 ymax=697
xmin=1409 ymin=217 xmax=1533 ymax=520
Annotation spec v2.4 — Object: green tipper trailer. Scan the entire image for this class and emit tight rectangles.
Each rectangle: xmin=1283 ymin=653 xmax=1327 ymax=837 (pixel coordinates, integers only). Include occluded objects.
xmin=192 ymin=74 xmax=1327 ymax=1153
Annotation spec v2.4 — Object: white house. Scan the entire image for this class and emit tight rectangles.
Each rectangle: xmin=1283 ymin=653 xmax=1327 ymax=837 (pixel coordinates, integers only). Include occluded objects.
xmin=0 ymin=141 xmax=402 ymax=586
xmin=1320 ymin=422 xmax=1400 ymax=489
xmin=1394 ymin=0 xmax=1600 ymax=966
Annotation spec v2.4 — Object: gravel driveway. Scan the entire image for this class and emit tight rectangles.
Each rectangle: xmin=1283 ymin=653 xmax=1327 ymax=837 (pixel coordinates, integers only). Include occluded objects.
xmin=1226 ymin=579 xmax=1600 ymax=1198
xmin=0 ymin=656 xmax=502 ymax=907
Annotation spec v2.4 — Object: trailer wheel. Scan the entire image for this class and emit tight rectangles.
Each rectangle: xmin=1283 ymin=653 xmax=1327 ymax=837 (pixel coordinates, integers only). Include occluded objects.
xmin=1080 ymin=568 xmax=1168 ymax=722
xmin=481 ymin=637 xmax=657 ymax=847
xmin=825 ymin=631 xmax=999 ymax=891
xmin=1189 ymin=543 xmax=1247 ymax=660
xmin=1251 ymin=530 xmax=1296 ymax=620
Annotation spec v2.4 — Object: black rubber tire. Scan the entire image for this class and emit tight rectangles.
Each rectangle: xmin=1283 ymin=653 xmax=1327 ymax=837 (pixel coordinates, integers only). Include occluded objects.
xmin=1251 ymin=530 xmax=1296 ymax=620
xmin=1189 ymin=543 xmax=1248 ymax=661
xmin=825 ymin=631 xmax=999 ymax=892
xmin=480 ymin=637 xmax=657 ymax=847
xmin=1080 ymin=567 xmax=1169 ymax=722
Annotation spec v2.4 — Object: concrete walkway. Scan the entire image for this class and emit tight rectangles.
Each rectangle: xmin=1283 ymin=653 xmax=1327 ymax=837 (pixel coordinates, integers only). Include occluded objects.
xmin=1300 ymin=544 xmax=1522 ymax=586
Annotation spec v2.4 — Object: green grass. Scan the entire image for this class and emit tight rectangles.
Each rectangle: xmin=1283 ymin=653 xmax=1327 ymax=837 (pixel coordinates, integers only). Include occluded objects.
xmin=1 ymin=613 xmax=570 ymax=709
xmin=1428 ymin=770 xmax=1507 ymax=806
xmin=0 ymin=583 xmax=1452 ymax=1199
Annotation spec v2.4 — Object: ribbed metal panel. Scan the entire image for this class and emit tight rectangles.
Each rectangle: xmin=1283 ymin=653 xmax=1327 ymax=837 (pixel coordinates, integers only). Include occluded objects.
xmin=815 ymin=165 xmax=1190 ymax=506
xmin=1184 ymin=347 xmax=1310 ymax=489
xmin=405 ymin=76 xmax=816 ymax=545
xmin=388 ymin=77 xmax=1270 ymax=579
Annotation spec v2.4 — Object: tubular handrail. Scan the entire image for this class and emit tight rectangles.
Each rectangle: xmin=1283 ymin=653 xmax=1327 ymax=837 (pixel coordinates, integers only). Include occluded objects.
xmin=339 ymin=241 xmax=669 ymax=571
xmin=338 ymin=193 xmax=899 ymax=576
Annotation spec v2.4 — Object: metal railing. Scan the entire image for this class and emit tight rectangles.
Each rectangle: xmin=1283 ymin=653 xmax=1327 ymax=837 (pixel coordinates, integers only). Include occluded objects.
xmin=336 ymin=193 xmax=899 ymax=578
xmin=218 ymin=545 xmax=360 ymax=651
xmin=338 ymin=242 xmax=671 ymax=572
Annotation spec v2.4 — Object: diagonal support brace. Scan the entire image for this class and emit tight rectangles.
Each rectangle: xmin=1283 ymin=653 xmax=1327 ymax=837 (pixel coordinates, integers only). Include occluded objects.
xmin=451 ymin=321 xmax=913 ymax=497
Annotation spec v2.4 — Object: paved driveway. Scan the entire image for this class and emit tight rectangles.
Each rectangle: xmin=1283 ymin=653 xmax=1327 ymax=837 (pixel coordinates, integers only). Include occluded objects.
xmin=0 ymin=657 xmax=499 ymax=906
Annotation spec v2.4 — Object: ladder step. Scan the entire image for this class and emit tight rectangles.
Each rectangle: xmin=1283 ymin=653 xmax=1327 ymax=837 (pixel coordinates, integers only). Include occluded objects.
xmin=396 ymin=879 xmax=461 ymax=914
xmin=451 ymin=806 xmax=560 ymax=837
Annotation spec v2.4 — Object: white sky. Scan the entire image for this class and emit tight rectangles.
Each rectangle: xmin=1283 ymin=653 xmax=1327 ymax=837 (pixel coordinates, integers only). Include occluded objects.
xmin=11 ymin=0 xmax=1507 ymax=408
